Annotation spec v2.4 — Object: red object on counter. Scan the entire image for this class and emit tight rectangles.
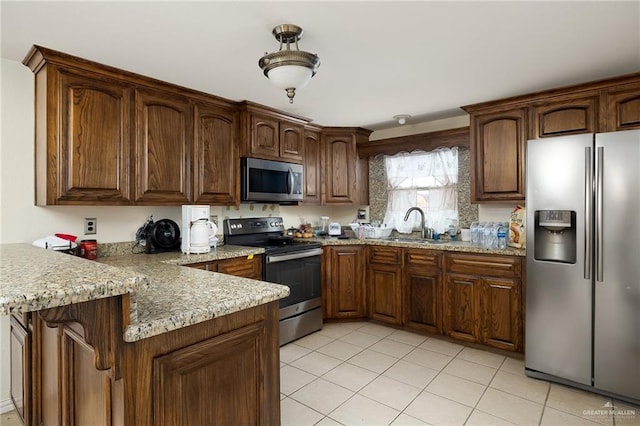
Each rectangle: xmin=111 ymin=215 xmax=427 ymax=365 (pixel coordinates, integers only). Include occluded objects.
xmin=80 ymin=239 xmax=97 ymax=260
xmin=55 ymin=233 xmax=78 ymax=242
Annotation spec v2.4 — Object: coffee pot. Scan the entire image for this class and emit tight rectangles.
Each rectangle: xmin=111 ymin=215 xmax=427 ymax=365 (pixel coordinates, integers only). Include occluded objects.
xmin=181 ymin=205 xmax=216 ymax=254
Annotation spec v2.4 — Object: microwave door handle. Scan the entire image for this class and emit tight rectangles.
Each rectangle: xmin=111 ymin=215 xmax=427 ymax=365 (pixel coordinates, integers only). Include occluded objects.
xmin=287 ymin=168 xmax=294 ymax=197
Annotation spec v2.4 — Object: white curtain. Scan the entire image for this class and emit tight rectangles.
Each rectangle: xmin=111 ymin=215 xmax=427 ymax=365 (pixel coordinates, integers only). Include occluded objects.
xmin=383 ymin=148 xmax=458 ymax=234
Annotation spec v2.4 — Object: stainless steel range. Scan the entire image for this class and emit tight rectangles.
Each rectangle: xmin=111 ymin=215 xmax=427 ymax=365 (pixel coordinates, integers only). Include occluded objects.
xmin=223 ymin=217 xmax=323 ymax=345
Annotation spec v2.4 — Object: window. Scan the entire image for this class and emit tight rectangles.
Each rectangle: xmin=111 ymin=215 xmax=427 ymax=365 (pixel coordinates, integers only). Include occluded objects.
xmin=383 ymin=147 xmax=458 ymax=233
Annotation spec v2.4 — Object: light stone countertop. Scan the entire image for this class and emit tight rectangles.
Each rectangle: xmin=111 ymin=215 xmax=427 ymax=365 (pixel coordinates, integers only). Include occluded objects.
xmin=1 ymin=238 xmax=520 ymax=343
xmin=99 ymin=246 xmax=290 ymax=342
xmin=0 ymin=243 xmax=149 ymax=316
xmin=1 ymin=244 xmax=289 ymax=343
xmin=308 ymin=236 xmax=526 ymax=257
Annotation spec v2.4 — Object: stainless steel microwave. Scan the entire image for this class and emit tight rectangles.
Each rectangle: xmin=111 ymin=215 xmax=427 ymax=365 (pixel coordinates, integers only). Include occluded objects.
xmin=241 ymin=158 xmax=304 ymax=203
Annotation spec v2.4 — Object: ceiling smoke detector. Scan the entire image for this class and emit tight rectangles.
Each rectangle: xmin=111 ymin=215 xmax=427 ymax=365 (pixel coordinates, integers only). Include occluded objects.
xmin=393 ymin=114 xmax=411 ymax=125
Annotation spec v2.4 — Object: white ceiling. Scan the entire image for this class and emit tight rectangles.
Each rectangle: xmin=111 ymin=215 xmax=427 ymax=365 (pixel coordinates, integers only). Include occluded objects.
xmin=2 ymin=1 xmax=639 ymax=130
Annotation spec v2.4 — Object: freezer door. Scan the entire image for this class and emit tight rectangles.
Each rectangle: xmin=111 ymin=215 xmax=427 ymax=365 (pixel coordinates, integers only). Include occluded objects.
xmin=594 ymin=130 xmax=640 ymax=400
xmin=525 ymin=134 xmax=593 ymax=386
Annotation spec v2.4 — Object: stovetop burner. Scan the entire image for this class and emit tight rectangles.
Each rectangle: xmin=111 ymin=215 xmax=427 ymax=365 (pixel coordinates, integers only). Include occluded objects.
xmin=223 ymin=217 xmax=321 ymax=254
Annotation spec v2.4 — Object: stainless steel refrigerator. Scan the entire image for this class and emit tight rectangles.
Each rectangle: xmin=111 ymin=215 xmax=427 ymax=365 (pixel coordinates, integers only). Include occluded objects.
xmin=525 ymin=129 xmax=640 ymax=405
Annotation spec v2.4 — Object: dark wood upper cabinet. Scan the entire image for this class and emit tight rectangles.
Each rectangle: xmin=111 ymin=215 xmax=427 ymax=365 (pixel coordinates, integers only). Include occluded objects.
xmin=24 ymin=45 xmax=244 ymax=206
xmin=242 ymin=104 xmax=307 ymax=164
xmin=249 ymin=113 xmax=280 ymax=159
xmin=279 ymin=122 xmax=305 ymax=162
xmin=604 ymin=81 xmax=640 ymax=132
xmin=26 ymin=60 xmax=133 ymax=205
xmin=133 ymin=88 xmax=191 ymax=205
xmin=193 ymin=101 xmax=239 ymax=205
xmin=531 ymin=94 xmax=599 ymax=139
xmin=302 ymin=126 xmax=322 ymax=205
xmin=322 ymin=128 xmax=371 ymax=205
xmin=469 ymin=108 xmax=527 ymax=203
xmin=463 ymin=72 xmax=640 ymax=203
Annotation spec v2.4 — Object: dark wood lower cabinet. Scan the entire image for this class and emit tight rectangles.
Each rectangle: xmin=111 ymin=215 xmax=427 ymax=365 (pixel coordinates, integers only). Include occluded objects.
xmin=403 ymin=250 xmax=443 ymax=334
xmin=443 ymin=274 xmax=481 ymax=343
xmin=481 ymin=277 xmax=522 ymax=351
xmin=443 ymin=253 xmax=523 ymax=352
xmin=184 ymin=255 xmax=262 ymax=279
xmin=9 ymin=315 xmax=30 ymax=425
xmin=21 ymin=295 xmax=279 ymax=426
xmin=368 ymin=263 xmax=402 ymax=325
xmin=324 ymin=246 xmax=366 ymax=319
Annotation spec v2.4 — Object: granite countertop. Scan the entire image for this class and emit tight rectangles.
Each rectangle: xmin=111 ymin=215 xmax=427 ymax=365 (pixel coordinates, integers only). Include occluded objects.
xmin=0 ymin=244 xmax=289 ymax=343
xmin=99 ymin=245 xmax=289 ymax=342
xmin=306 ymin=236 xmax=526 ymax=257
xmin=0 ymin=243 xmax=149 ymax=316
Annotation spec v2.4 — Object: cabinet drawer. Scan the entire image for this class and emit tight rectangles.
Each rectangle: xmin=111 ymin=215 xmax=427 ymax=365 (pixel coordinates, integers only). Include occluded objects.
xmin=185 ymin=261 xmax=216 ymax=271
xmin=218 ymin=255 xmax=262 ymax=279
xmin=445 ymin=253 xmax=521 ymax=278
xmin=405 ymin=249 xmax=441 ymax=269
xmin=368 ymin=246 xmax=402 ymax=265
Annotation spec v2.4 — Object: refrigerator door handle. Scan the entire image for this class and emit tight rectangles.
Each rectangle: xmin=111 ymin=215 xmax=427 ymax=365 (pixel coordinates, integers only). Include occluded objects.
xmin=596 ymin=146 xmax=604 ymax=282
xmin=584 ymin=147 xmax=592 ymax=280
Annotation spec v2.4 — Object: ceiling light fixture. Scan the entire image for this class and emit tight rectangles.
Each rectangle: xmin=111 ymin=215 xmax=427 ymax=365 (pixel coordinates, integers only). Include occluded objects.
xmin=258 ymin=24 xmax=320 ymax=104
xmin=394 ymin=114 xmax=411 ymax=125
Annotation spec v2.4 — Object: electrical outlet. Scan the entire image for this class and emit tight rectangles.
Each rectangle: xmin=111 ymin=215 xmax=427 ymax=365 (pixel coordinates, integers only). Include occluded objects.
xmin=210 ymin=215 xmax=218 ymax=226
xmin=84 ymin=218 xmax=97 ymax=235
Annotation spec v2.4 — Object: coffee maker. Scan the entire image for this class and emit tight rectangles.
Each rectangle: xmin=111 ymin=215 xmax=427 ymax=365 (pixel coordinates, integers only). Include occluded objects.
xmin=181 ymin=205 xmax=216 ymax=254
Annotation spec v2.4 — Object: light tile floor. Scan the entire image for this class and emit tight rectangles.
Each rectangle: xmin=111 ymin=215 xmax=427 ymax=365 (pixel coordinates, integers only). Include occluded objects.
xmin=280 ymin=321 xmax=640 ymax=426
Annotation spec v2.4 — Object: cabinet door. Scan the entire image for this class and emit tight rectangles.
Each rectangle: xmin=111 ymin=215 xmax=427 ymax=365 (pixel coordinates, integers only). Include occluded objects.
xmin=480 ymin=277 xmax=522 ymax=351
xmin=325 ymin=246 xmax=365 ymax=319
xmin=153 ymin=321 xmax=269 ymax=426
xmin=217 ymin=255 xmax=262 ymax=279
xmin=249 ymin=113 xmax=280 ymax=159
xmin=403 ymin=249 xmax=443 ymax=334
xmin=10 ymin=315 xmax=30 ymax=425
xmin=53 ymin=69 xmax=131 ymax=204
xmin=404 ymin=269 xmax=442 ymax=334
xmin=302 ymin=129 xmax=322 ymax=204
xmin=531 ymin=95 xmax=599 ymax=139
xmin=323 ymin=134 xmax=357 ymax=204
xmin=134 ymin=88 xmax=191 ymax=204
xmin=193 ymin=101 xmax=239 ymax=205
xmin=604 ymin=81 xmax=640 ymax=131
xmin=279 ymin=122 xmax=304 ymax=163
xmin=470 ymin=108 xmax=527 ymax=202
xmin=443 ymin=274 xmax=480 ymax=343
xmin=368 ymin=263 xmax=402 ymax=325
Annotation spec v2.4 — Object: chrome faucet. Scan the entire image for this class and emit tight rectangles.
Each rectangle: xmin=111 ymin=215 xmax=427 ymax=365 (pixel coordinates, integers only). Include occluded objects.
xmin=404 ymin=207 xmax=426 ymax=239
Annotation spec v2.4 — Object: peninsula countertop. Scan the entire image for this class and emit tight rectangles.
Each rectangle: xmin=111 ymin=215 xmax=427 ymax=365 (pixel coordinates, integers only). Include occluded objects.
xmin=1 ymin=244 xmax=290 ymax=342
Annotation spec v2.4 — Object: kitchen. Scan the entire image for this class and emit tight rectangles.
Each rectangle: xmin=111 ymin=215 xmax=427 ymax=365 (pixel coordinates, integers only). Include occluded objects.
xmin=1 ymin=1 xmax=639 ymax=425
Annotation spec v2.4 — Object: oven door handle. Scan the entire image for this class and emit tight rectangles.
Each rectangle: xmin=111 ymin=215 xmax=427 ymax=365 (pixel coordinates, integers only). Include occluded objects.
xmin=266 ymin=248 xmax=323 ymax=264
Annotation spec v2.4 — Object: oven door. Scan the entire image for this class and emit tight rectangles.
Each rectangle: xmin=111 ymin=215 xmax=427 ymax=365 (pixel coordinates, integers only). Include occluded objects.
xmin=264 ymin=248 xmax=322 ymax=316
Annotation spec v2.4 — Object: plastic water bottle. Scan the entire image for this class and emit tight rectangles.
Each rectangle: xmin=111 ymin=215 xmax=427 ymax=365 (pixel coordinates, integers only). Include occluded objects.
xmin=497 ymin=222 xmax=507 ymax=249
xmin=483 ymin=222 xmax=493 ymax=249
xmin=470 ymin=222 xmax=479 ymax=246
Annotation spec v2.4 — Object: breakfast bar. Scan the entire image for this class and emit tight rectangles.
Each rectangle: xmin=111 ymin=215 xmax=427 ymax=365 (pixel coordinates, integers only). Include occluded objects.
xmin=1 ymin=244 xmax=289 ymax=426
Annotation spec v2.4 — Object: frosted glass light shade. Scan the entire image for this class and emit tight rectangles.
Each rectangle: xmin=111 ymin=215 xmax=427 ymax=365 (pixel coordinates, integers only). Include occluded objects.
xmin=267 ymin=65 xmax=313 ymax=90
